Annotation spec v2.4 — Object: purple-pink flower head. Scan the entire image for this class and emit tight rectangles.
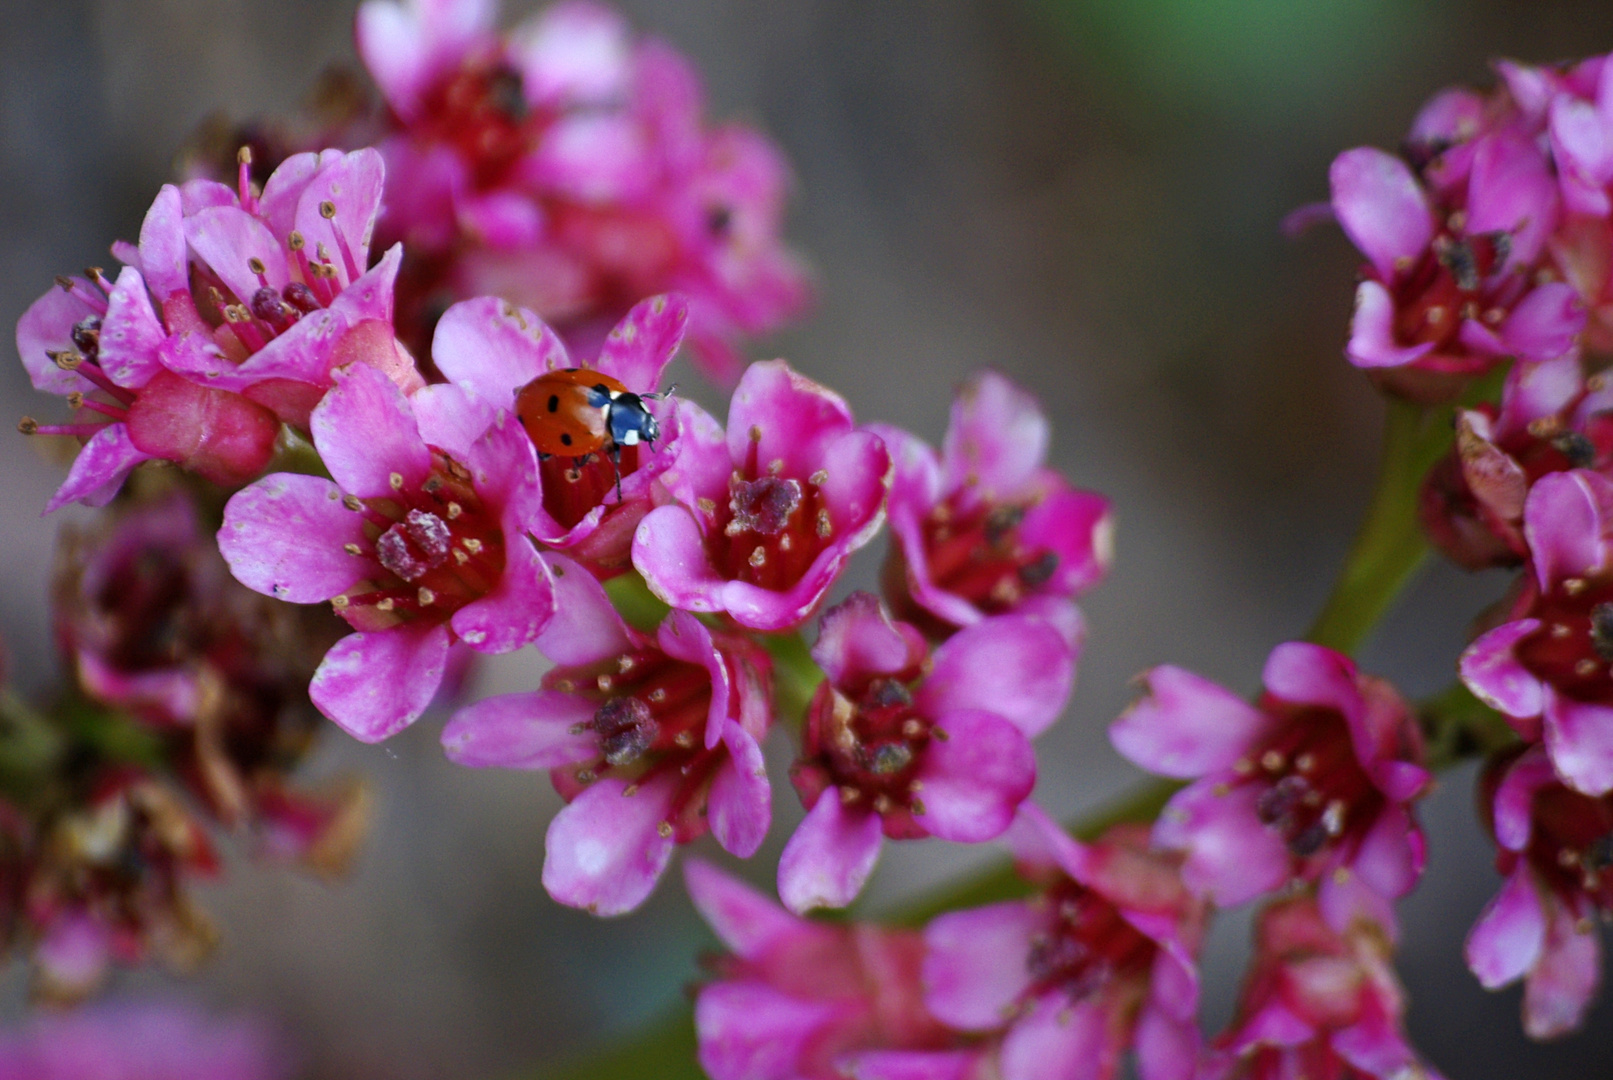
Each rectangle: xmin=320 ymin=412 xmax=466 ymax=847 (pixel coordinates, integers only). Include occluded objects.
xmin=442 ymin=555 xmax=771 ymax=915
xmin=684 ymin=859 xmax=962 ymax=1080
xmin=1198 ymin=896 xmax=1443 ymax=1080
xmin=429 ymin=292 xmax=686 ymax=573
xmin=875 ymin=370 xmax=1112 ymax=646
xmin=356 ymin=0 xmax=809 ymax=386
xmin=0 ymin=1001 xmax=291 ymax=1080
xmin=778 ymin=593 xmax=1067 ymax=913
xmin=1460 ymin=469 xmax=1613 ymax=796
xmin=218 ymin=361 xmax=555 ymax=743
xmin=922 ymin=807 xmax=1205 ymax=1080
xmin=1112 ymin=643 xmax=1430 ymax=934
xmin=1329 ymin=128 xmax=1581 ymax=400
xmin=633 ymin=360 xmax=891 ymax=632
xmin=1419 ymin=355 xmax=1613 ymax=571
xmin=1466 ymin=745 xmax=1612 ymax=1039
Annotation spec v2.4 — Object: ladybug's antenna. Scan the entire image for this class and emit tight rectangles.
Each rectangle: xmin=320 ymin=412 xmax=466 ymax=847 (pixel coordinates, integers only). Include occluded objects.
xmin=643 ymin=383 xmax=678 ymax=402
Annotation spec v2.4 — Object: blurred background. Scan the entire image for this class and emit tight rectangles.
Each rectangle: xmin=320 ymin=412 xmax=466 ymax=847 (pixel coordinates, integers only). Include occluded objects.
xmin=4 ymin=0 xmax=1613 ymax=1075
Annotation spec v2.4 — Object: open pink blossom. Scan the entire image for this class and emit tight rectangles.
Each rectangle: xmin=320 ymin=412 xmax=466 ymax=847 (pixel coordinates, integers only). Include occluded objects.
xmin=779 ymin=593 xmax=1064 ymax=913
xmin=428 ymin=292 xmax=685 ymax=572
xmin=1465 ymin=744 xmax=1611 ymax=1039
xmin=1419 ymin=354 xmax=1613 ymax=570
xmin=633 ymin=360 xmax=890 ymax=632
xmin=0 ymin=1001 xmax=290 ymax=1080
xmin=356 ymin=0 xmax=809 ymax=385
xmin=685 ymin=859 xmax=963 ymax=1080
xmin=922 ymin=807 xmax=1205 ymax=1080
xmin=1330 ymin=135 xmax=1579 ymax=400
xmin=875 ymin=370 xmax=1111 ymax=646
xmin=441 ymin=554 xmax=770 ymax=915
xmin=1198 ymin=896 xmax=1444 ymax=1080
xmin=1112 ymin=643 xmax=1430 ymax=933
xmin=218 ymin=361 xmax=554 ymax=742
xmin=1460 ymin=469 xmax=1613 ymax=795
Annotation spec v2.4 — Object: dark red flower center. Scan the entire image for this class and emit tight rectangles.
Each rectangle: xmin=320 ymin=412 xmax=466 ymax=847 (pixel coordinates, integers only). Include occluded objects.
xmin=705 ymin=439 xmax=837 ymax=593
xmin=794 ymin=673 xmax=932 ymax=837
xmin=334 ymin=451 xmax=507 ymax=630
xmin=416 ymin=61 xmax=549 ymax=189
xmin=1236 ymin=709 xmax=1380 ymax=859
xmin=538 ymin=445 xmax=643 ymax=531
xmin=1025 ymin=882 xmax=1156 ymax=1003
xmin=1523 ymin=780 xmax=1613 ymax=912
xmin=1389 ymin=226 xmax=1519 ymax=356
xmin=547 ymin=645 xmax=726 ymax=841
xmin=1515 ymin=581 xmax=1613 ymax=705
xmin=922 ymin=495 xmax=1057 ymax=614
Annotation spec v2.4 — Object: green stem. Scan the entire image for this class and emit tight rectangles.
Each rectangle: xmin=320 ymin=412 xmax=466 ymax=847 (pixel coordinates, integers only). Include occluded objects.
xmin=760 ymin=632 xmax=823 ymax=729
xmin=1305 ymin=397 xmax=1452 ymax=655
xmin=1418 ymin=681 xmax=1519 ymax=771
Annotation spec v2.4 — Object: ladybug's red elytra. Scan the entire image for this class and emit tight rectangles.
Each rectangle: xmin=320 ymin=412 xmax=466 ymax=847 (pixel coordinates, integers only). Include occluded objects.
xmin=514 ymin=368 xmax=672 ymax=501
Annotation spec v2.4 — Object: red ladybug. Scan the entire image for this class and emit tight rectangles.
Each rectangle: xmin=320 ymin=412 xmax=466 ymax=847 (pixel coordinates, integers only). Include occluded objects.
xmin=514 ymin=368 xmax=671 ymax=500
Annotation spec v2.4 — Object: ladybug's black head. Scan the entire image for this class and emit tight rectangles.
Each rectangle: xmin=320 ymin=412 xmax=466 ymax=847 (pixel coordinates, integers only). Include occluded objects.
xmin=607 ymin=393 xmax=660 ymax=448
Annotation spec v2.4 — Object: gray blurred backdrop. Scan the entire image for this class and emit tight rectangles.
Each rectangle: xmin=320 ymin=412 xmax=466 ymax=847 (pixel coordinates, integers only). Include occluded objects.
xmin=5 ymin=0 xmax=1613 ymax=1076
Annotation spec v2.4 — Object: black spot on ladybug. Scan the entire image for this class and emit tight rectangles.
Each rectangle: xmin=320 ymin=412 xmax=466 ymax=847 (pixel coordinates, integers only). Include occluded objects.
xmin=547 ymin=394 xmax=560 ymax=413
xmin=560 ymin=432 xmax=573 ymax=447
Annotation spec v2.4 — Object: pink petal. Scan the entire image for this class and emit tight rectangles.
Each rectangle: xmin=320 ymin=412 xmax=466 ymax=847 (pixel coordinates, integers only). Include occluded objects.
xmin=708 ymin=722 xmax=771 ymax=858
xmin=1466 ymin=865 xmax=1546 ymax=989
xmin=1524 ymin=470 xmax=1612 ymax=588
xmin=1523 ymin=898 xmax=1601 ymax=1039
xmin=777 ymin=793 xmax=883 ymax=914
xmin=816 ymin=428 xmax=893 ymax=549
xmin=1110 ymin=665 xmax=1269 ymax=778
xmin=432 ymin=296 xmax=569 ymax=411
xmin=356 ymin=0 xmax=496 ymax=118
xmin=1543 ymin=691 xmax=1613 ymax=796
xmin=652 ymin=399 xmax=731 ymax=511
xmin=1493 ymin=745 xmax=1556 ymax=853
xmin=137 ymin=185 xmax=188 ymax=302
xmin=1154 ymin=782 xmax=1291 ymax=907
xmin=542 ymin=772 xmax=678 ymax=915
xmin=633 ymin=505 xmax=729 ymax=614
xmin=291 ymin=148 xmax=385 ymax=275
xmin=410 ymin=384 xmax=498 ymax=462
xmin=695 ymin=980 xmax=842 ymax=1080
xmin=812 ymin=592 xmax=926 ymax=689
xmin=683 ymin=859 xmax=807 ymax=959
xmin=511 ymin=0 xmax=630 ymax=106
xmin=183 ymin=206 xmax=289 ymax=300
xmin=595 ymin=294 xmax=688 ymax=393
xmin=922 ymin=901 xmax=1040 ymax=1029
xmin=1329 ymin=148 xmax=1435 ymax=280
xmin=217 ymin=473 xmax=370 ymax=602
xmin=1349 ymin=804 xmax=1423 ymax=900
xmin=1346 ymin=281 xmax=1436 ymax=370
xmin=917 ymin=615 xmax=1072 ymax=738
xmin=44 ymin=425 xmax=154 ymax=513
xmin=841 ymin=1051 xmax=982 ymax=1080
xmin=440 ymin=691 xmax=596 ymax=768
xmin=1000 ymin=997 xmax=1112 ymax=1080
xmin=257 ymin=149 xmax=339 ymax=238
xmin=450 ymin=527 xmax=555 ymax=653
xmin=16 ymin=280 xmax=103 ymax=395
xmin=726 ymin=360 xmax=855 ymax=484
xmin=532 ymin=554 xmax=637 ymax=666
xmin=1019 ymin=487 xmax=1114 ymax=598
xmin=1501 ymin=283 xmax=1585 ymax=363
xmin=1261 ymin=642 xmax=1361 ymax=719
xmin=311 ymin=361 xmax=431 ymax=499
xmin=97 ymin=267 xmax=165 ymax=388
xmin=1460 ymin=620 xmax=1546 ymax=720
xmin=940 ymin=370 xmax=1049 ymax=500
xmin=310 ymin=622 xmax=450 ymax=742
xmin=1134 ymin=1002 xmax=1199 ymax=1080
xmin=913 ymin=710 xmax=1036 ymax=843
xmin=1467 ymin=130 xmax=1559 ymax=266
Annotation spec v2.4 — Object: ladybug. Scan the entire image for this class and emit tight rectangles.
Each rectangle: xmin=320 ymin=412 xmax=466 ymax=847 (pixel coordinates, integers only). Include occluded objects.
xmin=514 ymin=368 xmax=673 ymax=500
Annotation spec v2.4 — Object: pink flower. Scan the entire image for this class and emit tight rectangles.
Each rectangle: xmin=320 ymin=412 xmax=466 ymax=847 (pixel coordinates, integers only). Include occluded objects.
xmin=428 ymin=292 xmax=686 ymax=572
xmin=356 ymin=0 xmax=809 ymax=385
xmin=441 ymin=554 xmax=771 ymax=915
xmin=1460 ymin=469 xmax=1613 ymax=795
xmin=779 ymin=593 xmax=1065 ymax=913
xmin=218 ymin=361 xmax=554 ymax=742
xmin=16 ymin=148 xmax=422 ymax=509
xmin=685 ymin=859 xmax=963 ymax=1080
xmin=1329 ymin=135 xmax=1580 ymax=399
xmin=874 ymin=371 xmax=1111 ymax=646
xmin=0 ymin=1001 xmax=291 ymax=1080
xmin=922 ymin=807 xmax=1205 ymax=1080
xmin=1198 ymin=896 xmax=1444 ymax=1080
xmin=1466 ymin=745 xmax=1611 ymax=1039
xmin=1112 ymin=643 xmax=1430 ymax=933
xmin=633 ymin=360 xmax=891 ymax=632
xmin=1419 ymin=354 xmax=1613 ymax=570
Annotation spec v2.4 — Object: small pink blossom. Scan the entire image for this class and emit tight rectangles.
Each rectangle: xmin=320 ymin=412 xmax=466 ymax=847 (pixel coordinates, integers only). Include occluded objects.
xmin=874 ymin=371 xmax=1111 ymax=646
xmin=633 ymin=360 xmax=891 ymax=632
xmin=218 ymin=361 xmax=554 ymax=742
xmin=1198 ymin=896 xmax=1444 ymax=1080
xmin=428 ymin=292 xmax=685 ymax=572
xmin=922 ymin=807 xmax=1205 ymax=1080
xmin=356 ymin=0 xmax=809 ymax=385
xmin=1466 ymin=745 xmax=1610 ymax=1039
xmin=1112 ymin=643 xmax=1429 ymax=933
xmin=779 ymin=593 xmax=1066 ymax=913
xmin=442 ymin=554 xmax=771 ymax=915
xmin=685 ymin=859 xmax=963 ymax=1080
xmin=1460 ymin=469 xmax=1613 ymax=794
xmin=0 ymin=1001 xmax=291 ymax=1080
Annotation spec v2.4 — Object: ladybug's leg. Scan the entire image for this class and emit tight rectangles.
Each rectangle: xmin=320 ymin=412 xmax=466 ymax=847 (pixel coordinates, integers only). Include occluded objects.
xmin=610 ymin=444 xmax=623 ymax=504
xmin=537 ymin=452 xmax=552 ymax=462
